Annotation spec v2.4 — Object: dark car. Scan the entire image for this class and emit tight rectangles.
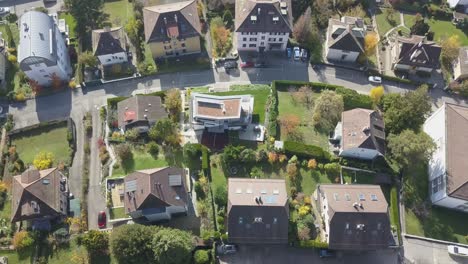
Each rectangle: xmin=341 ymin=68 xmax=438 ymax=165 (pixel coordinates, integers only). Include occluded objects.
xmin=240 ymin=61 xmax=254 ymax=69
xmin=217 ymin=244 xmax=237 ymax=255
xmin=98 ymin=211 xmax=106 ymax=229
xmin=224 ymin=61 xmax=238 ymax=70
xmin=319 ymin=249 xmax=336 ymax=258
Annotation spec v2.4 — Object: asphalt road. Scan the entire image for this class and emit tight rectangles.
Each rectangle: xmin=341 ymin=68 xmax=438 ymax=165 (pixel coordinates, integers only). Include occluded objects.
xmin=0 ymin=0 xmax=64 ymax=16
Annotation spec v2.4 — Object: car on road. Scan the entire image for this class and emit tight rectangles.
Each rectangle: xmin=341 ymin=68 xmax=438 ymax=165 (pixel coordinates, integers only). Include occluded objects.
xmin=98 ymin=211 xmax=106 ymax=229
xmin=240 ymin=61 xmax=254 ymax=69
xmin=0 ymin=7 xmax=10 ymax=16
xmin=448 ymin=245 xmax=468 ymax=258
xmin=286 ymin=47 xmax=292 ymax=58
xmin=293 ymin=47 xmax=301 ymax=61
xmin=217 ymin=244 xmax=237 ymax=255
xmin=319 ymin=249 xmax=336 ymax=258
xmin=301 ymin=49 xmax=308 ymax=62
xmin=368 ymin=76 xmax=382 ymax=83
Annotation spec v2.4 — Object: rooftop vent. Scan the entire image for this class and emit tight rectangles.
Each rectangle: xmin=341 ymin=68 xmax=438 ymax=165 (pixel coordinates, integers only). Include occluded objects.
xmin=359 ymin=194 xmax=365 ymax=201
xmin=261 ymin=189 xmax=267 ymax=194
xmin=273 ymin=189 xmax=279 ymax=195
xmin=371 ymin=194 xmax=378 ymax=201
xmin=235 ymin=188 xmax=242 ymax=194
xmin=246 ymin=188 xmax=252 ymax=194
xmin=250 ymin=15 xmax=257 ymax=21
xmin=148 ymin=103 xmax=152 ymax=106
xmin=254 ymin=217 xmax=263 ymax=223
xmin=353 ymin=202 xmax=359 ymax=209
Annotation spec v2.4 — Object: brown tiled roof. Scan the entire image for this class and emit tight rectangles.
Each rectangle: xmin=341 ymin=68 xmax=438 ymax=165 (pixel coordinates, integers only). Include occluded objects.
xmin=92 ymin=27 xmax=126 ymax=56
xmin=317 ymin=184 xmax=392 ymax=250
xmin=235 ymin=0 xmax=293 ymax=33
xmin=445 ymin=103 xmax=468 ymax=200
xmin=227 ymin=178 xmax=289 ymax=244
xmin=143 ymin=0 xmax=201 ymax=43
xmin=341 ymin=108 xmax=385 ymax=155
xmin=124 ymin=167 xmax=188 ymax=214
xmin=395 ymin=35 xmax=441 ymax=69
xmin=197 ymin=99 xmax=241 ymax=118
xmin=11 ymin=168 xmax=67 ymax=223
xmin=117 ymin=95 xmax=167 ymax=130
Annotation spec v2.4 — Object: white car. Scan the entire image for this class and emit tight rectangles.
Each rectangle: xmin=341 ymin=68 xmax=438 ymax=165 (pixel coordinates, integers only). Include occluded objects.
xmin=368 ymin=76 xmax=382 ymax=83
xmin=448 ymin=245 xmax=468 ymax=258
xmin=0 ymin=7 xmax=10 ymax=15
xmin=293 ymin=47 xmax=301 ymax=61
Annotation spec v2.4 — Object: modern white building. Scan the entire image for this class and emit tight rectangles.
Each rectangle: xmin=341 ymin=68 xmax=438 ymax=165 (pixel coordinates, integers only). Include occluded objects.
xmin=325 ymin=16 xmax=366 ymax=63
xmin=18 ymin=11 xmax=72 ymax=87
xmin=235 ymin=0 xmax=292 ymax=52
xmin=423 ymin=103 xmax=468 ymax=212
xmin=92 ymin=27 xmax=128 ymax=66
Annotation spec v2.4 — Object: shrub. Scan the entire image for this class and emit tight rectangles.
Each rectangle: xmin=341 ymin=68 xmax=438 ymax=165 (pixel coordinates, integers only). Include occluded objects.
xmin=307 ymin=159 xmax=317 ymax=169
xmin=283 ymin=141 xmax=330 ymax=162
xmin=201 ymin=147 xmax=209 ymax=170
xmin=214 ymin=185 xmax=227 ymax=208
xmin=194 ymin=182 xmax=206 ymax=200
xmin=33 ymin=151 xmax=54 ymax=170
xmin=335 ymin=86 xmax=373 ymax=110
xmin=69 ymin=80 xmax=77 ymax=89
xmin=148 ymin=142 xmax=159 ymax=158
xmin=298 ymin=239 xmax=329 ymax=249
xmin=13 ymin=231 xmax=34 ymax=251
xmin=324 ymin=163 xmax=341 ymax=176
xmin=194 ymin=250 xmax=210 ymax=264
xmin=115 ymin=144 xmax=132 ymax=161
xmin=125 ymin=128 xmax=139 ymax=142
xmin=7 ymin=54 xmax=17 ymax=63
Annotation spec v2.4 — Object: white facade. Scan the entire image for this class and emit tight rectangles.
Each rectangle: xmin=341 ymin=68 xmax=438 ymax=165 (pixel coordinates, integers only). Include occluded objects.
xmin=97 ymin=52 xmax=127 ymax=66
xmin=448 ymin=0 xmax=468 ymax=8
xmin=237 ymin=32 xmax=289 ymax=52
xmin=326 ymin=48 xmax=359 ymax=63
xmin=340 ymin=148 xmax=380 ymax=160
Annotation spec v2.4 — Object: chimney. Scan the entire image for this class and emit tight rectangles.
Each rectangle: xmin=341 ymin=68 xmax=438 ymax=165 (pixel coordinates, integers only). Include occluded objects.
xmin=359 ymin=203 xmax=363 ymax=209
xmin=21 ymin=168 xmax=41 ymax=184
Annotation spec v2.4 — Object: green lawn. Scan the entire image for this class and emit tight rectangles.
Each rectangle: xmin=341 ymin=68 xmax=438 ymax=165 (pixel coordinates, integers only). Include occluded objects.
xmin=403 ymin=15 xmax=468 ymax=45
xmin=0 ymin=197 xmax=11 ymax=221
xmin=277 ymin=91 xmax=329 ymax=149
xmin=210 ymin=89 xmax=270 ymax=124
xmin=110 ymin=207 xmax=128 ymax=219
xmin=103 ymin=0 xmax=133 ymax=27
xmin=59 ymin=12 xmax=77 ymax=39
xmin=111 ymin=148 xmax=169 ymax=178
xmin=11 ymin=124 xmax=70 ymax=165
xmin=375 ymin=9 xmax=401 ymax=36
xmin=405 ymin=208 xmax=425 ymax=237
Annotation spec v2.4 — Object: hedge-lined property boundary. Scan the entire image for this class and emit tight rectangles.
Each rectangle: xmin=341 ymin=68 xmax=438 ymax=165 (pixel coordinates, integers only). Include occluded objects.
xmin=283 ymin=141 xmax=331 ymax=162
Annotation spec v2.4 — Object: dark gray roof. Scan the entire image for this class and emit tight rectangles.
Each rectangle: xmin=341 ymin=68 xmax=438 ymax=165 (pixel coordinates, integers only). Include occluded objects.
xmin=327 ymin=17 xmax=365 ymax=53
xmin=117 ymin=95 xmax=167 ymax=130
xmin=92 ymin=27 xmax=126 ymax=56
xmin=396 ymin=35 xmax=441 ymax=69
xmin=235 ymin=0 xmax=293 ymax=33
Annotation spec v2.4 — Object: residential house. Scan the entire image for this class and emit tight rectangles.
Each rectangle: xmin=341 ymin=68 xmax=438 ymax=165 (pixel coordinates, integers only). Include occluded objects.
xmin=143 ymin=0 xmax=202 ymax=59
xmin=227 ymin=178 xmax=289 ymax=244
xmin=12 ymin=168 xmax=69 ymax=229
xmin=235 ymin=0 xmax=292 ymax=52
xmin=316 ymin=184 xmax=393 ymax=250
xmin=332 ymin=108 xmax=385 ymax=160
xmin=117 ymin=95 xmax=167 ymax=133
xmin=423 ymin=103 xmax=468 ymax=212
xmin=190 ymin=93 xmax=254 ymax=133
xmin=391 ymin=35 xmax=442 ymax=74
xmin=325 ymin=16 xmax=366 ymax=63
xmin=92 ymin=27 xmax=128 ymax=66
xmin=124 ymin=167 xmax=188 ymax=222
xmin=449 ymin=0 xmax=468 ymax=11
xmin=18 ymin=11 xmax=72 ymax=86
xmin=453 ymin=46 xmax=468 ymax=82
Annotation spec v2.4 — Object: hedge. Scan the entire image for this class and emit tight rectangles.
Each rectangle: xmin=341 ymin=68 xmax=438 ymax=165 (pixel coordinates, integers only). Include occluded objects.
xmin=202 ymin=147 xmax=209 ymax=170
xmin=107 ymin=96 xmax=129 ymax=109
xmin=274 ymin=80 xmax=342 ymax=92
xmin=390 ymin=186 xmax=402 ymax=244
xmin=283 ymin=141 xmax=331 ymax=162
xmin=335 ymin=87 xmax=373 ymax=110
xmin=268 ymin=81 xmax=279 ymax=138
xmin=298 ymin=239 xmax=329 ymax=249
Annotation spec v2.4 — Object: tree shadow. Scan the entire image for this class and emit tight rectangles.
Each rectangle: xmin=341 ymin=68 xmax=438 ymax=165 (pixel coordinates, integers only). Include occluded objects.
xmin=90 ymin=253 xmax=111 ymax=264
xmin=121 ymin=153 xmax=135 ymax=174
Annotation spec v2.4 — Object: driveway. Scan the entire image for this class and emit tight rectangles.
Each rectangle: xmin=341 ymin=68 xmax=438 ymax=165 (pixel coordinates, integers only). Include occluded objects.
xmin=218 ymin=245 xmax=399 ymax=264
xmin=403 ymin=237 xmax=468 ymax=264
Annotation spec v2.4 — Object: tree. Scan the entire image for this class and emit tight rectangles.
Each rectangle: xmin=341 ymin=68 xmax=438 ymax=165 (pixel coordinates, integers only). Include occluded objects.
xmin=33 ymin=152 xmax=54 ymax=170
xmin=384 ymin=7 xmax=397 ymax=26
xmin=214 ymin=185 xmax=227 ymax=209
xmin=82 ymin=230 xmax=109 ymax=256
xmin=388 ymin=130 xmax=436 ymax=170
xmin=194 ymin=250 xmax=210 ymax=264
xmin=210 ymin=17 xmax=231 ymax=57
xmin=152 ymin=228 xmax=194 ymax=264
xmin=364 ymin=32 xmax=378 ymax=57
xmin=222 ymin=145 xmax=245 ymax=168
xmin=297 ymin=225 xmax=311 ymax=241
xmin=165 ymin=89 xmax=182 ymax=122
xmin=115 ymin=143 xmax=132 ymax=161
xmin=222 ymin=10 xmax=233 ymax=28
xmin=410 ymin=18 xmax=430 ymax=36
xmin=125 ymin=128 xmax=139 ymax=142
xmin=78 ymin=51 xmax=98 ymax=69
xmin=286 ymin=163 xmax=298 ymax=179
xmin=343 ymin=4 xmax=366 ymax=18
xmin=295 ymin=86 xmax=314 ymax=109
xmin=148 ymin=118 xmax=179 ymax=146
xmin=278 ymin=114 xmax=300 ymax=136
xmin=13 ymin=230 xmax=34 ymax=251
xmin=312 ymin=0 xmax=332 ymax=28
xmin=307 ymin=159 xmax=317 ymax=169
xmin=125 ymin=17 xmax=143 ymax=45
xmin=268 ymin=152 xmax=278 ymax=163
xmin=148 ymin=142 xmax=159 ymax=158
xmin=381 ymin=85 xmax=431 ymax=134
xmin=293 ymin=8 xmax=312 ymax=44
xmin=64 ymin=0 xmax=106 ymax=38
xmin=441 ymin=35 xmax=460 ymax=66
xmin=370 ymin=86 xmax=384 ymax=104
xmin=110 ymin=224 xmax=156 ymax=264
xmin=240 ymin=148 xmax=256 ymax=163
xmin=312 ymin=90 xmax=344 ymax=131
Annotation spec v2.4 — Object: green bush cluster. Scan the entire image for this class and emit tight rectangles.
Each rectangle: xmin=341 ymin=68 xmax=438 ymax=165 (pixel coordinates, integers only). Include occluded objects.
xmin=283 ymin=141 xmax=330 ymax=162
xmin=335 ymin=87 xmax=373 ymax=110
xmin=194 ymin=249 xmax=210 ymax=264
xmin=202 ymin=147 xmax=209 ymax=170
xmin=298 ymin=239 xmax=329 ymax=249
xmin=268 ymin=81 xmax=279 ymax=138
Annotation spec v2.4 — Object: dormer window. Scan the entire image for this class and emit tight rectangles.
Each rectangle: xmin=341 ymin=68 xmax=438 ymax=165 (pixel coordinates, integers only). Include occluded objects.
xmin=272 ymin=16 xmax=279 ymax=24
xmin=251 ymin=15 xmax=257 ymax=24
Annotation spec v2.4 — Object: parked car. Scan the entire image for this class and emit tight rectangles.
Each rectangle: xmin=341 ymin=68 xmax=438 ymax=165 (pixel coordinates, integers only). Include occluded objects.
xmin=319 ymin=249 xmax=336 ymax=258
xmin=217 ymin=244 xmax=237 ymax=255
xmin=368 ymin=76 xmax=382 ymax=83
xmin=224 ymin=61 xmax=238 ymax=70
xmin=286 ymin=47 xmax=292 ymax=58
xmin=240 ymin=61 xmax=254 ymax=69
xmin=448 ymin=245 xmax=468 ymax=258
xmin=293 ymin=47 xmax=301 ymax=61
xmin=301 ymin=49 xmax=308 ymax=61
xmin=98 ymin=211 xmax=107 ymax=228
xmin=0 ymin=7 xmax=10 ymax=15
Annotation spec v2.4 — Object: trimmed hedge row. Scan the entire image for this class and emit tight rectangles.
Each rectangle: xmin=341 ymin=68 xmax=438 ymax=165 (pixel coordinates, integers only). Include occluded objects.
xmin=283 ymin=141 xmax=331 ymax=162
xmin=268 ymin=81 xmax=279 ymax=138
xmin=335 ymin=87 xmax=373 ymax=110
xmin=298 ymin=239 xmax=329 ymax=249
xmin=202 ymin=147 xmax=209 ymax=170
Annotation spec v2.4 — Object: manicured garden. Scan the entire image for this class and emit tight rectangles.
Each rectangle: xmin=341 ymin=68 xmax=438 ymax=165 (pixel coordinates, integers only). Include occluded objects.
xmin=109 ymin=207 xmax=128 ymax=220
xmin=375 ymin=9 xmax=401 ymax=36
xmin=111 ymin=145 xmax=170 ymax=178
xmin=103 ymin=0 xmax=133 ymax=27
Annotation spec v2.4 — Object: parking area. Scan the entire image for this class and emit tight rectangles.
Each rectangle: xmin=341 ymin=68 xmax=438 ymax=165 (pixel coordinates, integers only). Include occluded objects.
xmin=218 ymin=245 xmax=399 ymax=264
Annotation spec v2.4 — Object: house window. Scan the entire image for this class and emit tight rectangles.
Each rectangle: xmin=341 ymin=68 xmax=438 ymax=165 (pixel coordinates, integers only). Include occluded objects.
xmin=249 ymin=44 xmax=256 ymax=47
xmin=261 ymin=36 xmax=265 ymax=40
xmin=249 ymin=38 xmax=257 ymax=41
xmin=260 ymin=42 xmax=264 ymax=46
xmin=251 ymin=32 xmax=258 ymax=35
xmin=279 ymin=38 xmax=283 ymax=41
xmin=243 ymin=37 xmax=247 ymax=41
xmin=165 ymin=51 xmax=173 ymax=56
xmin=273 ymin=217 xmax=278 ymax=224
xmin=242 ymin=44 xmax=246 ymax=48
xmin=39 ymin=69 xmax=46 ymax=73
xmin=238 ymin=217 xmax=243 ymax=224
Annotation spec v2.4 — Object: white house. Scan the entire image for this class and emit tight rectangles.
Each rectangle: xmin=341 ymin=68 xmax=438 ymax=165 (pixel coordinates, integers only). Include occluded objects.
xmin=18 ymin=11 xmax=72 ymax=87
xmin=190 ymin=93 xmax=254 ymax=133
xmin=92 ymin=27 xmax=128 ymax=66
xmin=448 ymin=0 xmax=468 ymax=8
xmin=325 ymin=16 xmax=366 ymax=63
xmin=391 ymin=35 xmax=441 ymax=74
xmin=235 ymin=0 xmax=292 ymax=52
xmin=423 ymin=103 xmax=468 ymax=212
xmin=332 ymin=108 xmax=385 ymax=160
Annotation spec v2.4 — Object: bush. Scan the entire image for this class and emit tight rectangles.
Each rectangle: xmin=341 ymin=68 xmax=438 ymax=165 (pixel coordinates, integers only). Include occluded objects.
xmin=13 ymin=231 xmax=34 ymax=251
xmin=194 ymin=182 xmax=205 ymax=200
xmin=115 ymin=144 xmax=132 ymax=161
xmin=268 ymin=81 xmax=279 ymax=138
xmin=335 ymin=86 xmax=373 ymax=110
xmin=298 ymin=239 xmax=329 ymax=249
xmin=283 ymin=141 xmax=330 ymax=162
xmin=69 ymin=80 xmax=77 ymax=89
xmin=214 ymin=185 xmax=227 ymax=208
xmin=194 ymin=250 xmax=210 ymax=264
xmin=201 ymin=147 xmax=209 ymax=170
xmin=148 ymin=142 xmax=159 ymax=158
xmin=324 ymin=162 xmax=341 ymax=176
xmin=7 ymin=54 xmax=17 ymax=63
